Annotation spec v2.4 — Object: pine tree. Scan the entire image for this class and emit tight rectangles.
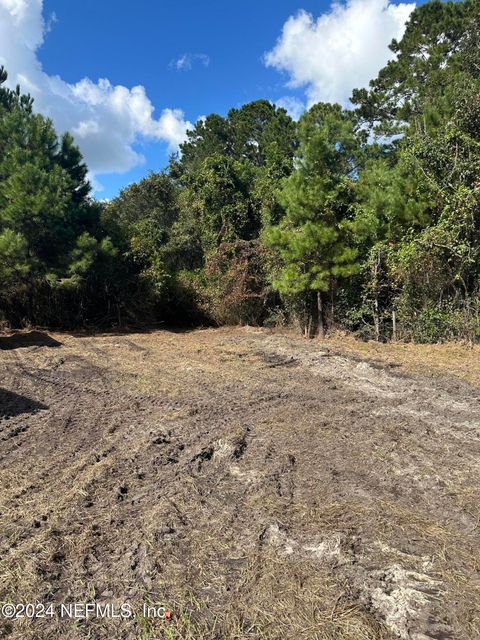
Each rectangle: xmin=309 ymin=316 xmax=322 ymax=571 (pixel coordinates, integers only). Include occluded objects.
xmin=265 ymin=103 xmax=363 ymax=337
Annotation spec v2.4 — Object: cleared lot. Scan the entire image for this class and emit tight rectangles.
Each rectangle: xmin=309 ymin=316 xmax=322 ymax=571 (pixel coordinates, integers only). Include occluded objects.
xmin=1 ymin=327 xmax=479 ymax=639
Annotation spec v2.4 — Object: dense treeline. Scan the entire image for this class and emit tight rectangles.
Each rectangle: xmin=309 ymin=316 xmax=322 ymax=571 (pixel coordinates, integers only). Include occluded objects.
xmin=1 ymin=0 xmax=479 ymax=341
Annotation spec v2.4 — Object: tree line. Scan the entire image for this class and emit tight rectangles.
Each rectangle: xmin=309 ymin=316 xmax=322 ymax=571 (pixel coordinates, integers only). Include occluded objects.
xmin=1 ymin=0 xmax=479 ymax=342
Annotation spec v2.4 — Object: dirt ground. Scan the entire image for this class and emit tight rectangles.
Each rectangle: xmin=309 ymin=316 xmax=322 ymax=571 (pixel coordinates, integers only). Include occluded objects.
xmin=1 ymin=327 xmax=479 ymax=640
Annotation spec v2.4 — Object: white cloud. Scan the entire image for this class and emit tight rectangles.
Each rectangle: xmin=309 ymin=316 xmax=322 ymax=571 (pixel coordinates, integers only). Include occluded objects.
xmin=73 ymin=119 xmax=101 ymax=138
xmin=170 ymin=53 xmax=210 ymax=71
xmin=0 ymin=0 xmax=193 ymax=188
xmin=275 ymin=96 xmax=305 ymax=121
xmin=265 ymin=0 xmax=415 ymax=107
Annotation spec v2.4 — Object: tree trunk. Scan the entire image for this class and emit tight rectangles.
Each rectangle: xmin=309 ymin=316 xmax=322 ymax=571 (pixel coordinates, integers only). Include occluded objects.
xmin=392 ymin=310 xmax=397 ymax=342
xmin=304 ymin=290 xmax=317 ymax=339
xmin=317 ymin=290 xmax=325 ymax=339
xmin=373 ymin=296 xmax=380 ymax=342
xmin=373 ymin=250 xmax=381 ymax=342
xmin=330 ymin=282 xmax=335 ymax=327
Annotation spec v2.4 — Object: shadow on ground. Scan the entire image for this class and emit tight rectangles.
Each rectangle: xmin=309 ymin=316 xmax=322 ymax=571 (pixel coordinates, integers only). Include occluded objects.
xmin=0 ymin=388 xmax=48 ymax=419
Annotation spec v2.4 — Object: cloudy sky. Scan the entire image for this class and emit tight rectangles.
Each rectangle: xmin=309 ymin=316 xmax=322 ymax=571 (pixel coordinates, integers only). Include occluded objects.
xmin=0 ymin=0 xmax=419 ymax=197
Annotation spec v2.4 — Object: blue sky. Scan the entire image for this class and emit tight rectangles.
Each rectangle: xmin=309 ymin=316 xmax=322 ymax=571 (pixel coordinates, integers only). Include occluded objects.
xmin=1 ymin=0 xmax=422 ymax=198
xmin=41 ymin=0 xmax=322 ymax=195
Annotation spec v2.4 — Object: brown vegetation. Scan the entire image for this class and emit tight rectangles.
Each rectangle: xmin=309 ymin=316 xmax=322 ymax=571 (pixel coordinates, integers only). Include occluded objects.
xmin=1 ymin=327 xmax=479 ymax=639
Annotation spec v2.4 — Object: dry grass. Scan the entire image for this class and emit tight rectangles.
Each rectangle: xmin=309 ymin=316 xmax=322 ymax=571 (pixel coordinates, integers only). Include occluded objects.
xmin=1 ymin=326 xmax=480 ymax=639
xmin=321 ymin=330 xmax=480 ymax=387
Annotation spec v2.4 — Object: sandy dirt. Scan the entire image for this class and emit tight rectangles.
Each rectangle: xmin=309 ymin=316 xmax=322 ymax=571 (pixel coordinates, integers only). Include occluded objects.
xmin=0 ymin=327 xmax=479 ymax=640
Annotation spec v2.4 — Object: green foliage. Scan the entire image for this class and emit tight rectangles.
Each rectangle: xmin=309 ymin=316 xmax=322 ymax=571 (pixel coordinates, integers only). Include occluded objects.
xmin=158 ymin=101 xmax=297 ymax=325
xmin=0 ymin=228 xmax=30 ymax=294
xmin=355 ymin=152 xmax=432 ymax=245
xmin=2 ymin=1 xmax=480 ymax=342
xmin=103 ymin=172 xmax=179 ymax=307
xmin=180 ymin=154 xmax=257 ymax=255
xmin=264 ymin=103 xmax=363 ymax=335
xmin=343 ymin=0 xmax=480 ymax=342
xmin=178 ymin=100 xmax=296 ymax=174
xmin=0 ymin=66 xmax=118 ymax=326
xmin=100 ymin=101 xmax=296 ymax=327
xmin=352 ymin=0 xmax=478 ymax=135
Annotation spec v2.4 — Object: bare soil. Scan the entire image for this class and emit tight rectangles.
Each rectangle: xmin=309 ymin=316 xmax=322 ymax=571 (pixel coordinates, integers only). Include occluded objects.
xmin=1 ymin=327 xmax=479 ymax=640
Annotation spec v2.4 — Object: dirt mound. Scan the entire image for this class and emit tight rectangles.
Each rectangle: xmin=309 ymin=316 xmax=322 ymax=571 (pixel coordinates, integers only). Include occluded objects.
xmin=0 ymin=331 xmax=62 ymax=350
xmin=0 ymin=328 xmax=479 ymax=639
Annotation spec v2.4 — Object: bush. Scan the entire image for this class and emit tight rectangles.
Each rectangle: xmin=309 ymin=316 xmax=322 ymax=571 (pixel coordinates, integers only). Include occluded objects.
xmin=397 ymin=300 xmax=480 ymax=343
